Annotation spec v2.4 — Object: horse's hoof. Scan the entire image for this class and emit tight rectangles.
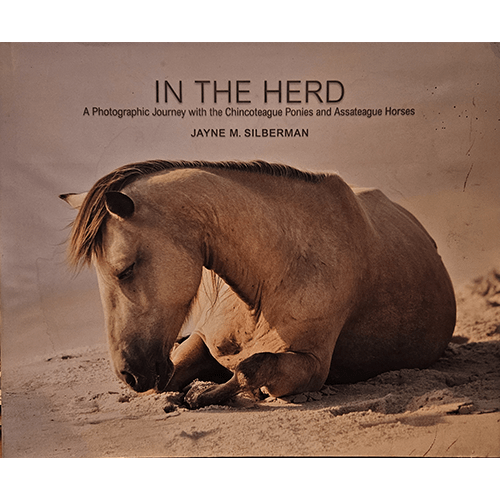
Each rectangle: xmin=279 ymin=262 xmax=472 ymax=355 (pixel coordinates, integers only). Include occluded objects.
xmin=184 ymin=380 xmax=219 ymax=409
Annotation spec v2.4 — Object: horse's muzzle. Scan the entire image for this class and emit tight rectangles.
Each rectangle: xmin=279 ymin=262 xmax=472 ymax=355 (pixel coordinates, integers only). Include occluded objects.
xmin=120 ymin=358 xmax=173 ymax=393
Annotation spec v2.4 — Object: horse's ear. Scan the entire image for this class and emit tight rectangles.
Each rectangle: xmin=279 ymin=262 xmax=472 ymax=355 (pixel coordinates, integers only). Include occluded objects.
xmin=59 ymin=192 xmax=88 ymax=210
xmin=105 ymin=191 xmax=135 ymax=219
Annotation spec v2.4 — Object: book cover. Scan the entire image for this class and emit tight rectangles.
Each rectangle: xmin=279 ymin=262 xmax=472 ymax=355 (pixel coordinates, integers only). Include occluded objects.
xmin=1 ymin=42 xmax=499 ymax=457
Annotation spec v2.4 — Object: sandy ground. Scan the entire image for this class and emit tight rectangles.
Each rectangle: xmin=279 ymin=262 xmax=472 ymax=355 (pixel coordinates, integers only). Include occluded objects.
xmin=2 ymin=270 xmax=500 ymax=458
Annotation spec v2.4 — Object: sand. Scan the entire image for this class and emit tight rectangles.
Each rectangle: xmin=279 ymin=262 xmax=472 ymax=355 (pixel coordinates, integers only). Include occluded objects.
xmin=2 ymin=270 xmax=499 ymax=458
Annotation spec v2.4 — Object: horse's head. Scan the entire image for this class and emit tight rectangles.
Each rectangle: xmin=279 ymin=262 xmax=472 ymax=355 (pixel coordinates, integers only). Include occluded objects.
xmin=61 ymin=186 xmax=204 ymax=392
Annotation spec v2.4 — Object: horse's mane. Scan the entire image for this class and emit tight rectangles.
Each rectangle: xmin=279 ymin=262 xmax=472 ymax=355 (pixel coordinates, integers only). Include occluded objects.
xmin=67 ymin=159 xmax=326 ymax=268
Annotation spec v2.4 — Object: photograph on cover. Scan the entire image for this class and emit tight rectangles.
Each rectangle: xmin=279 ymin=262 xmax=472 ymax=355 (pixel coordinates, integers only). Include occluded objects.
xmin=1 ymin=43 xmax=499 ymax=457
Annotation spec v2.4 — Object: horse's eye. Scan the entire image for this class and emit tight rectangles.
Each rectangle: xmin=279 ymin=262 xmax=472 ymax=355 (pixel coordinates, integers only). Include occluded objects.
xmin=117 ymin=263 xmax=135 ymax=281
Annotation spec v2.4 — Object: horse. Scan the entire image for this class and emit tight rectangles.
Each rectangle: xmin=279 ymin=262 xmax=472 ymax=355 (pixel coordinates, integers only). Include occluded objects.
xmin=61 ymin=159 xmax=456 ymax=408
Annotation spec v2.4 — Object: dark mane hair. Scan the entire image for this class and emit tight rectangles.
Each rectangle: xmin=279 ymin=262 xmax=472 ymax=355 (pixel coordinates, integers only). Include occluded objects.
xmin=67 ymin=159 xmax=326 ymax=268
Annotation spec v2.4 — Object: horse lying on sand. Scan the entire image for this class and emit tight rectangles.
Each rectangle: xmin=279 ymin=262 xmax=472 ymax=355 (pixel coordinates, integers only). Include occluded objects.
xmin=61 ymin=160 xmax=456 ymax=408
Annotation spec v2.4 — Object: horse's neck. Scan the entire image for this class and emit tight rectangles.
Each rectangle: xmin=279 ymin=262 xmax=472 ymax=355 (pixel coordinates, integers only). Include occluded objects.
xmin=150 ymin=168 xmax=362 ymax=317
xmin=199 ymin=174 xmax=293 ymax=311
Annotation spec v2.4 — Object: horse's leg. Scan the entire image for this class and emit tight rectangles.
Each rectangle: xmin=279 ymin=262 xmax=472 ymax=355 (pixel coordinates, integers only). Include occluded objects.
xmin=166 ymin=333 xmax=232 ymax=392
xmin=185 ymin=351 xmax=326 ymax=408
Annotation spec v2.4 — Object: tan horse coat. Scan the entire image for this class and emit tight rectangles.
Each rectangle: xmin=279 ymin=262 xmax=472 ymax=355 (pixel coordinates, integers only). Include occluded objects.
xmin=62 ymin=161 xmax=456 ymax=407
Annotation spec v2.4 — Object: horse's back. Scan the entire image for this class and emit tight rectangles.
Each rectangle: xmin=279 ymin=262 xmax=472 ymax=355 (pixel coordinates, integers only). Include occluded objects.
xmin=327 ymin=185 xmax=456 ymax=383
xmin=352 ymin=187 xmax=437 ymax=248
